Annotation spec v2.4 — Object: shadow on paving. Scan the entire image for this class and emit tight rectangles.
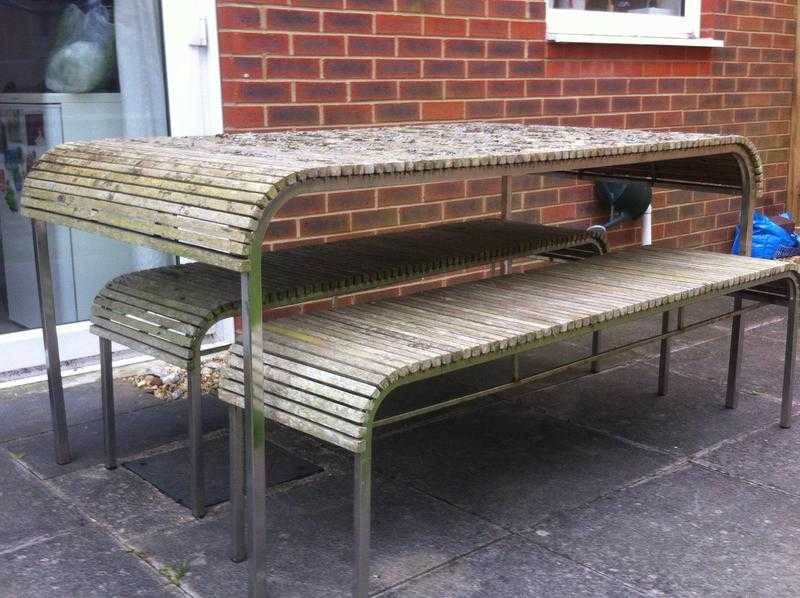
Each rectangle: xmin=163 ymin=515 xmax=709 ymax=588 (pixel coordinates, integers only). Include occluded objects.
xmin=5 ymin=393 xmax=228 ymax=479
xmin=523 ymin=361 xmax=786 ymax=455
xmin=0 ymin=378 xmax=162 ymax=444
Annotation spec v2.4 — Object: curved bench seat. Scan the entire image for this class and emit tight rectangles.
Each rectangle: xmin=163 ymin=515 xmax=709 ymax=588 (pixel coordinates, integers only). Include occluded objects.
xmin=219 ymin=248 xmax=798 ymax=453
xmin=89 ymin=220 xmax=605 ymax=368
xmin=219 ymin=247 xmax=799 ymax=595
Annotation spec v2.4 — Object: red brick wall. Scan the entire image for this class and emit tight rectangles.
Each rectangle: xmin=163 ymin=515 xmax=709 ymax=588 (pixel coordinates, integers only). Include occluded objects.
xmin=216 ymin=0 xmax=795 ymax=310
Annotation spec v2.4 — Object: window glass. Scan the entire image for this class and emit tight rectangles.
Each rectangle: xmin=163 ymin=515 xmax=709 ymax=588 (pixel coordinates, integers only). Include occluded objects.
xmin=550 ymin=0 xmax=684 ymax=16
xmin=0 ymin=0 xmax=171 ymax=332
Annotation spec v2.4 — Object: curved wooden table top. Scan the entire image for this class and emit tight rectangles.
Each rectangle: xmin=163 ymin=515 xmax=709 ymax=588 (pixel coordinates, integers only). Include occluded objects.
xmin=21 ymin=123 xmax=762 ymax=271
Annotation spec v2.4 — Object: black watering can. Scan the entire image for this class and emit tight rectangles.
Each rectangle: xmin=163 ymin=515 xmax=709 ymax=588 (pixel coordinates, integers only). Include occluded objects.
xmin=587 ymin=180 xmax=652 ymax=235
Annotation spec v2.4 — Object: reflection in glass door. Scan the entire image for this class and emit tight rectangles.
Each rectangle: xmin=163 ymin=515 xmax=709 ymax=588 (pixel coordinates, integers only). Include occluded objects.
xmin=0 ymin=1 xmax=172 ymax=344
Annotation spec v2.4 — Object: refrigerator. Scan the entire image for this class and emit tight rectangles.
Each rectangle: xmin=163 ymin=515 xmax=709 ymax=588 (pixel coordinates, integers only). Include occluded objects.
xmin=0 ymin=93 xmax=171 ymax=328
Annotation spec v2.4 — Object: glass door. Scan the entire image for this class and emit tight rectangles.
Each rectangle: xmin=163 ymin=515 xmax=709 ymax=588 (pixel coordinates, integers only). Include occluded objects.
xmin=0 ymin=0 xmax=174 ymax=372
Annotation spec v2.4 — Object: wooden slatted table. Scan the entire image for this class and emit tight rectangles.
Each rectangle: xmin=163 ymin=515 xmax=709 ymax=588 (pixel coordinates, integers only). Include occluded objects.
xmin=21 ymin=123 xmax=765 ymax=598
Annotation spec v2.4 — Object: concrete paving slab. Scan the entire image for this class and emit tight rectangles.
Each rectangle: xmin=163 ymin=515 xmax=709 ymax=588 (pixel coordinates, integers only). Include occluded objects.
xmin=742 ymin=311 xmax=794 ymax=343
xmin=528 ymin=361 xmax=781 ymax=454
xmin=0 ymin=380 xmax=161 ymax=444
xmin=6 ymin=394 xmax=227 ymax=479
xmin=526 ymin=464 xmax=800 ymax=597
xmin=131 ymin=474 xmax=505 ymax=597
xmin=669 ymin=330 xmax=798 ymax=400
xmin=701 ymin=423 xmax=800 ymax=496
xmin=0 ymin=526 xmax=179 ymax=598
xmin=384 ymin=535 xmax=639 ymax=597
xmin=0 ymin=448 xmax=86 ymax=552
xmin=50 ymin=465 xmax=194 ymax=541
xmin=375 ymin=401 xmax=671 ymax=531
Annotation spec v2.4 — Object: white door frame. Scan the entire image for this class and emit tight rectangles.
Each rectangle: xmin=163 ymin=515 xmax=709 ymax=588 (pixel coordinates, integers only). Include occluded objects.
xmin=0 ymin=0 xmax=229 ymax=375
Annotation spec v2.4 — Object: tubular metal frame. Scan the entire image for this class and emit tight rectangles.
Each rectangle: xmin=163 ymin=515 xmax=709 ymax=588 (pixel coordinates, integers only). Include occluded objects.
xmin=99 ymin=337 xmax=115 ymax=469
xmin=32 ymin=143 xmax=761 ymax=598
xmin=228 ymin=272 xmax=798 ymax=597
xmin=32 ymin=221 xmax=70 ymax=465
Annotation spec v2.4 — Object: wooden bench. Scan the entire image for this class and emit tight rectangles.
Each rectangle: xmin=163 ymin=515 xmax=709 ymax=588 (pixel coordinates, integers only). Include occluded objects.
xmin=91 ymin=219 xmax=606 ymax=517
xmin=218 ymin=247 xmax=799 ymax=597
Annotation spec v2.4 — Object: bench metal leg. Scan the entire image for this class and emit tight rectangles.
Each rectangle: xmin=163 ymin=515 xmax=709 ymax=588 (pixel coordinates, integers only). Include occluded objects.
xmin=32 ymin=220 xmax=71 ymax=465
xmin=188 ymin=356 xmax=206 ymax=518
xmin=99 ymin=338 xmax=116 ymax=469
xmin=230 ymin=405 xmax=247 ymax=561
xmin=726 ymin=296 xmax=744 ymax=410
xmin=353 ymin=436 xmax=372 ymax=598
xmin=657 ymin=310 xmax=671 ymax=396
xmin=781 ymin=288 xmax=797 ymax=428
xmin=590 ymin=331 xmax=601 ymax=373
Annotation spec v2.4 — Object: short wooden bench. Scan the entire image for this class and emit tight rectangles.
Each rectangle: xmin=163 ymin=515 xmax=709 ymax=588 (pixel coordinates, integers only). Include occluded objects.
xmin=218 ymin=247 xmax=799 ymax=597
xmin=91 ymin=219 xmax=605 ymax=516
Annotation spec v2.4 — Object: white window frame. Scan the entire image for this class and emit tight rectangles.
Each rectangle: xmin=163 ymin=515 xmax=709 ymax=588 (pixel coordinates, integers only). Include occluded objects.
xmin=546 ymin=0 xmax=723 ymax=46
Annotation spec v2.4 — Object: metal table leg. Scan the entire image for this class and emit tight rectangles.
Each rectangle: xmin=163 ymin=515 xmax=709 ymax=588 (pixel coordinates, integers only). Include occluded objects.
xmin=657 ymin=310 xmax=671 ymax=396
xmin=781 ymin=282 xmax=797 ymax=428
xmin=590 ymin=331 xmax=601 ymax=374
xmin=32 ymin=220 xmax=70 ymax=465
xmin=242 ymin=270 xmax=267 ymax=598
xmin=726 ymin=296 xmax=744 ymax=409
xmin=99 ymin=337 xmax=116 ymax=469
xmin=353 ymin=434 xmax=373 ymax=598
xmin=230 ymin=405 xmax=247 ymax=562
xmin=501 ymin=175 xmax=513 ymax=275
xmin=188 ymin=354 xmax=206 ymax=518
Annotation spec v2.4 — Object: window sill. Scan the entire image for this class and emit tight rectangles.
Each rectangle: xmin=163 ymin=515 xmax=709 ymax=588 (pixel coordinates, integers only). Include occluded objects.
xmin=546 ymin=33 xmax=724 ymax=47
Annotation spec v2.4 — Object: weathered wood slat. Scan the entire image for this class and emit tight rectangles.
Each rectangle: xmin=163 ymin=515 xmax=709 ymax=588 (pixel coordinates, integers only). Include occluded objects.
xmin=23 ymin=191 xmax=250 ymax=254
xmin=26 ymin=170 xmax=262 ymax=218
xmin=24 ymin=178 xmax=258 ymax=229
xmin=88 ymin=325 xmax=191 ymax=368
xmin=34 ymin=158 xmax=277 ymax=201
xmin=23 ymin=206 xmax=248 ymax=271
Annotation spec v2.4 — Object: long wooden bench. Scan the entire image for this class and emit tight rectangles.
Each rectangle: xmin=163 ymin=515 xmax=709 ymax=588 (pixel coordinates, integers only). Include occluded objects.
xmin=218 ymin=247 xmax=799 ymax=597
xmin=91 ymin=219 xmax=606 ymax=517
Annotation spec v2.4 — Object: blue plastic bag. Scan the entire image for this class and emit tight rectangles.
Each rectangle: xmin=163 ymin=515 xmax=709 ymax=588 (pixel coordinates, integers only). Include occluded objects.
xmin=732 ymin=212 xmax=800 ymax=259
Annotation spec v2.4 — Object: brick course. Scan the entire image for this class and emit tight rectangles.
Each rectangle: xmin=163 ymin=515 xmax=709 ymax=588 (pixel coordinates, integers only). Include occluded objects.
xmin=217 ymin=0 xmax=795 ymax=312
